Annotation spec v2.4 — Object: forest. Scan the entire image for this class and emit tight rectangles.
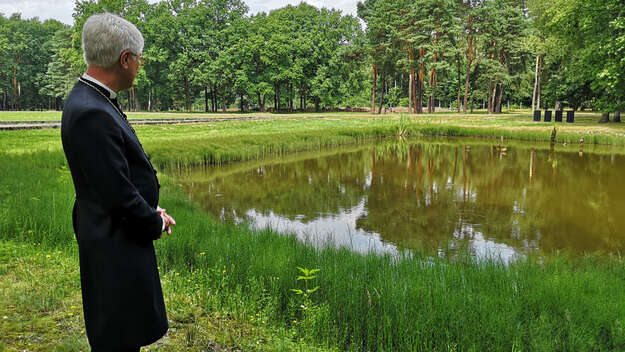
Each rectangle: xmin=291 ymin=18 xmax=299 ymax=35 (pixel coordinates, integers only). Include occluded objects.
xmin=0 ymin=0 xmax=623 ymax=113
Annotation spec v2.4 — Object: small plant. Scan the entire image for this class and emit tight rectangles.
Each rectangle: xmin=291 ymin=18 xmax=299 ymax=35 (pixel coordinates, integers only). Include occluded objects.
xmin=398 ymin=114 xmax=409 ymax=137
xmin=290 ymin=267 xmax=320 ymax=313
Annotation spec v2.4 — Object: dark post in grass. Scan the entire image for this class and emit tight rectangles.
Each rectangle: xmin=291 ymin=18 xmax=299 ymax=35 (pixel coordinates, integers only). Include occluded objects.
xmin=566 ymin=110 xmax=575 ymax=123
xmin=555 ymin=110 xmax=563 ymax=122
xmin=533 ymin=110 xmax=541 ymax=122
xmin=544 ymin=110 xmax=552 ymax=122
xmin=598 ymin=112 xmax=610 ymax=124
xmin=614 ymin=111 xmax=621 ymax=123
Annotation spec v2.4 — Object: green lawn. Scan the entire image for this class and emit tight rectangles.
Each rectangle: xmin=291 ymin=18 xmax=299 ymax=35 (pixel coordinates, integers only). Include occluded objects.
xmin=0 ymin=108 xmax=607 ymax=122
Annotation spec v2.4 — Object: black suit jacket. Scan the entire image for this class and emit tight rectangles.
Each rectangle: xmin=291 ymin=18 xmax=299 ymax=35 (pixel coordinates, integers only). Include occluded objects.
xmin=61 ymin=78 xmax=168 ymax=349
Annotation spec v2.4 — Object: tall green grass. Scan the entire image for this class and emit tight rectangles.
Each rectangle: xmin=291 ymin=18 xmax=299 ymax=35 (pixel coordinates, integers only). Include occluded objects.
xmin=3 ymin=121 xmax=625 ymax=349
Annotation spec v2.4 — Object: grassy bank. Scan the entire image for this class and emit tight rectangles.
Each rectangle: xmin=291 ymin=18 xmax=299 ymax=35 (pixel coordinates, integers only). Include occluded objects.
xmin=2 ymin=116 xmax=625 ymax=350
xmin=3 ymin=111 xmax=625 ymax=157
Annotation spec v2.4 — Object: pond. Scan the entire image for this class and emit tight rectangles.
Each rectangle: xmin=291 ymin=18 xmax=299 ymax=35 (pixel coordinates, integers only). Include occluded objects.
xmin=174 ymin=137 xmax=625 ymax=262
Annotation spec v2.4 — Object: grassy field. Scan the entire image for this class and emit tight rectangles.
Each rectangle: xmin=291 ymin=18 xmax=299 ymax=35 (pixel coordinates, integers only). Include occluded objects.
xmin=2 ymin=111 xmax=625 ymax=351
xmin=0 ymin=108 xmax=611 ymax=122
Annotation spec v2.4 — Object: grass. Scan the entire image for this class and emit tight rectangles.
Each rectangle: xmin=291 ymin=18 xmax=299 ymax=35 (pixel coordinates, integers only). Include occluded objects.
xmin=0 ymin=241 xmax=333 ymax=352
xmin=4 ymin=111 xmax=625 ymax=157
xmin=3 ymin=112 xmax=625 ymax=350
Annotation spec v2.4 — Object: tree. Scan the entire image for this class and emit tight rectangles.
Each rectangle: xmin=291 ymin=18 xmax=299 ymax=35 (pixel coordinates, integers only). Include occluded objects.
xmin=529 ymin=0 xmax=625 ymax=111
xmin=39 ymin=26 xmax=77 ymax=110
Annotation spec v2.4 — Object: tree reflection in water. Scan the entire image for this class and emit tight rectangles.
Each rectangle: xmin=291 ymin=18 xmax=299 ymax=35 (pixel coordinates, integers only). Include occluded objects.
xmin=175 ymin=138 xmax=625 ymax=261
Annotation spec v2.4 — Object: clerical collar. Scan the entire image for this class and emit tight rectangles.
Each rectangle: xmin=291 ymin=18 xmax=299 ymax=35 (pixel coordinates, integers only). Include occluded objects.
xmin=81 ymin=73 xmax=117 ymax=99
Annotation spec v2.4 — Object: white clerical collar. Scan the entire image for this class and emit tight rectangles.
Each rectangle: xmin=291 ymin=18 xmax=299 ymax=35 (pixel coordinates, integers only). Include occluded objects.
xmin=82 ymin=73 xmax=117 ymax=99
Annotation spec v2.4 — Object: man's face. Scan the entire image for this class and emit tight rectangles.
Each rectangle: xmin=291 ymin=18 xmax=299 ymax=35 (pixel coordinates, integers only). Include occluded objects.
xmin=119 ymin=50 xmax=142 ymax=89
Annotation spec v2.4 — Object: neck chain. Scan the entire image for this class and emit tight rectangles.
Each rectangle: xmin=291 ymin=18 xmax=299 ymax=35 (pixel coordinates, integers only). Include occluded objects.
xmin=78 ymin=77 xmax=124 ymax=118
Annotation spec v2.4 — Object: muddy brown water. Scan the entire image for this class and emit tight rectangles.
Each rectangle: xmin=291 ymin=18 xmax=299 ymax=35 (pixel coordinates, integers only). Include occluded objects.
xmin=174 ymin=137 xmax=625 ymax=261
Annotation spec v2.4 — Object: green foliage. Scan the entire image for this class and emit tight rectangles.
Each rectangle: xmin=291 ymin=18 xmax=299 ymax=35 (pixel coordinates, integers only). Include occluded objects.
xmin=1 ymin=1 xmax=621 ymax=113
xmin=528 ymin=0 xmax=625 ymax=111
xmin=0 ymin=14 xmax=65 ymax=110
xmin=291 ymin=267 xmax=321 ymax=308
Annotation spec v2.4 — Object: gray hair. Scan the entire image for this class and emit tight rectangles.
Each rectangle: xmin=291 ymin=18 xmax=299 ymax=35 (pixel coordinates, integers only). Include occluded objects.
xmin=82 ymin=13 xmax=144 ymax=68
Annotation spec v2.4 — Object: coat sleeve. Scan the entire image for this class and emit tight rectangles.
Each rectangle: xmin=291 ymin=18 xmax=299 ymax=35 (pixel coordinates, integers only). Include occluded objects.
xmin=68 ymin=109 xmax=163 ymax=240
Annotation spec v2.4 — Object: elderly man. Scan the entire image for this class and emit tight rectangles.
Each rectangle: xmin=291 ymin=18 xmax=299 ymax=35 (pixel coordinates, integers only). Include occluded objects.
xmin=61 ymin=13 xmax=175 ymax=351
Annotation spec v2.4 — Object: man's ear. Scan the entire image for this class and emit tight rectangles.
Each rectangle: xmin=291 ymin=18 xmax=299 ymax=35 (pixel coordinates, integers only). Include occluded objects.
xmin=119 ymin=50 xmax=131 ymax=69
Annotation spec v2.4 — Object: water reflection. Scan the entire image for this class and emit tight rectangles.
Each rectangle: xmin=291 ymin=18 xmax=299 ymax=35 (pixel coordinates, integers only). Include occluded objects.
xmin=244 ymin=198 xmax=399 ymax=255
xmin=175 ymin=138 xmax=625 ymax=261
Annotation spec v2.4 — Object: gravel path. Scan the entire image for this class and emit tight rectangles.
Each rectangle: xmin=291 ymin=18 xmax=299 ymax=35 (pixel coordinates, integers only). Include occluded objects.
xmin=0 ymin=116 xmax=280 ymax=130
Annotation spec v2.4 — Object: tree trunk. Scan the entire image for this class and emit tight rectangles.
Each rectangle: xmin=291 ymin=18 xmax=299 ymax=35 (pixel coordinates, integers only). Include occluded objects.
xmin=205 ymin=86 xmax=209 ymax=112
xmin=184 ymin=76 xmax=191 ymax=112
xmin=127 ymin=87 xmax=133 ymax=111
xmin=495 ymin=83 xmax=503 ymax=113
xmin=456 ymin=54 xmax=462 ymax=113
xmin=277 ymin=84 xmax=281 ymax=111
xmin=378 ymin=75 xmax=386 ymax=114
xmin=134 ymin=87 xmax=139 ymax=111
xmin=240 ymin=93 xmax=244 ymax=112
xmin=487 ymin=80 xmax=494 ymax=113
xmin=413 ymin=74 xmax=418 ymax=114
xmin=463 ymin=14 xmax=473 ymax=114
xmin=428 ymin=29 xmax=439 ymax=114
xmin=408 ymin=48 xmax=415 ymax=114
xmin=289 ymin=83 xmax=293 ymax=112
xmin=12 ymin=66 xmax=17 ymax=110
xmin=536 ymin=67 xmax=542 ymax=111
xmin=599 ymin=112 xmax=610 ymax=123
xmin=371 ymin=63 xmax=378 ymax=114
xmin=212 ymin=84 xmax=217 ymax=112
xmin=417 ymin=48 xmax=425 ymax=114
xmin=409 ymin=71 xmax=413 ymax=114
xmin=132 ymin=86 xmax=141 ymax=111
xmin=532 ymin=54 xmax=542 ymax=112
xmin=274 ymin=82 xmax=278 ymax=111
xmin=303 ymin=87 xmax=307 ymax=111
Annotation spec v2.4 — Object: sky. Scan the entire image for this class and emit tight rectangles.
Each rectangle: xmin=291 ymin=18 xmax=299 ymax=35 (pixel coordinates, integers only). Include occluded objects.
xmin=0 ymin=0 xmax=359 ymax=25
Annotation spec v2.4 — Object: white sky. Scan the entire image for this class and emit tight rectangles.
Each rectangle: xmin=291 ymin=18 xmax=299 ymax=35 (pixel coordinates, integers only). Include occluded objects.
xmin=0 ymin=0 xmax=359 ymax=25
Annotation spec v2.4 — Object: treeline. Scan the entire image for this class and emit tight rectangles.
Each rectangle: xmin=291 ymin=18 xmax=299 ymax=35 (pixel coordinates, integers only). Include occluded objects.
xmin=0 ymin=0 xmax=622 ymax=113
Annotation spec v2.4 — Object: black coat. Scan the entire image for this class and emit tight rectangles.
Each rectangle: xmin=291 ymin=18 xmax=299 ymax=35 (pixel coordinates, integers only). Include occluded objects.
xmin=61 ymin=78 xmax=168 ymax=350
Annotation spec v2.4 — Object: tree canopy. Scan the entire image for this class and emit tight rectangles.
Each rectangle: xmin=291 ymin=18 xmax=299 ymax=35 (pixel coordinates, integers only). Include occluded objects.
xmin=0 ymin=0 xmax=621 ymax=112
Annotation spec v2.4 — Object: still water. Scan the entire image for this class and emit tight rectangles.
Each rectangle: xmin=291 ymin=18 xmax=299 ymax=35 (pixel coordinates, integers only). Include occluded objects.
xmin=175 ymin=138 xmax=625 ymax=261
